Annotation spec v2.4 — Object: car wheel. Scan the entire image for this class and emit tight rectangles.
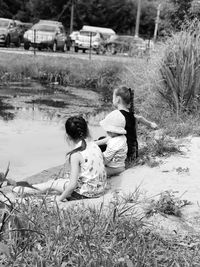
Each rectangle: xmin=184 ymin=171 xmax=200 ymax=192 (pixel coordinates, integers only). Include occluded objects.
xmin=74 ymin=46 xmax=79 ymax=53
xmin=111 ymin=45 xmax=117 ymax=55
xmin=62 ymin=43 xmax=67 ymax=52
xmin=15 ymin=37 xmax=21 ymax=47
xmin=82 ymin=49 xmax=86 ymax=53
xmin=52 ymin=41 xmax=57 ymax=52
xmin=24 ymin=42 xmax=30 ymax=50
xmin=5 ymin=36 xmax=10 ymax=47
xmin=38 ymin=47 xmax=42 ymax=51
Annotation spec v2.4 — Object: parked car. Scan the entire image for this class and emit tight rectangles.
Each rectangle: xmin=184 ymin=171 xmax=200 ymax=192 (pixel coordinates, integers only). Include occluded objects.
xmin=74 ymin=25 xmax=116 ymax=54
xmin=105 ymin=35 xmax=147 ymax=56
xmin=15 ymin=20 xmax=33 ymax=43
xmin=23 ymin=20 xmax=70 ymax=52
xmin=69 ymin=31 xmax=80 ymax=46
xmin=0 ymin=18 xmax=21 ymax=47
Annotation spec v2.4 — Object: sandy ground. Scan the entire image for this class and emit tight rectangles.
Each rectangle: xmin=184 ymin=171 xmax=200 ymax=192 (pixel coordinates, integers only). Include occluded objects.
xmin=21 ymin=135 xmax=200 ymax=204
xmin=110 ymin=136 xmax=200 ymax=204
xmin=1 ymin=136 xmax=200 ymax=236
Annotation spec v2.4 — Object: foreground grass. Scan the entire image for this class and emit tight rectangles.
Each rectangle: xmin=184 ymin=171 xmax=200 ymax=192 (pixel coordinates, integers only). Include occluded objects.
xmin=0 ymin=193 xmax=199 ymax=267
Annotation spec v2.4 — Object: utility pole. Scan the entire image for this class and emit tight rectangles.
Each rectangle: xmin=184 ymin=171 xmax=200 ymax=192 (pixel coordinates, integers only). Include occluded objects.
xmin=153 ymin=3 xmax=161 ymax=43
xmin=70 ymin=0 xmax=74 ymax=34
xmin=135 ymin=0 xmax=142 ymax=37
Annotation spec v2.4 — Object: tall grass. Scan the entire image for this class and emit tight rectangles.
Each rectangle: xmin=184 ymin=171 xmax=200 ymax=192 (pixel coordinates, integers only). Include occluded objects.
xmin=159 ymin=20 xmax=200 ymax=116
xmin=0 ymin=194 xmax=199 ymax=266
xmin=0 ymin=53 xmax=122 ymax=102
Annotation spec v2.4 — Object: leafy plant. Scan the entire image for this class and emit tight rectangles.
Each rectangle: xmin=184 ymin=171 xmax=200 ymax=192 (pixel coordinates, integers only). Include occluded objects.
xmin=159 ymin=20 xmax=200 ymax=116
xmin=145 ymin=190 xmax=191 ymax=218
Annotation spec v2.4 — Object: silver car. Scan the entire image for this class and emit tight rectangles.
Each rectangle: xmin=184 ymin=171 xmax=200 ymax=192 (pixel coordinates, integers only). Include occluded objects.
xmin=0 ymin=18 xmax=21 ymax=47
xmin=23 ymin=20 xmax=70 ymax=52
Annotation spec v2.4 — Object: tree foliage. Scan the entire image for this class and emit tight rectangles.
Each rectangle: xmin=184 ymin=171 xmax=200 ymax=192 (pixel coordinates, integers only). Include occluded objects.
xmin=0 ymin=0 xmax=199 ymax=37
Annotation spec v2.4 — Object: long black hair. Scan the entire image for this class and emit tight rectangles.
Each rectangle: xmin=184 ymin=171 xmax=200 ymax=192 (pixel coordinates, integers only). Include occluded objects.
xmin=65 ymin=116 xmax=89 ymax=158
xmin=114 ymin=85 xmax=138 ymax=158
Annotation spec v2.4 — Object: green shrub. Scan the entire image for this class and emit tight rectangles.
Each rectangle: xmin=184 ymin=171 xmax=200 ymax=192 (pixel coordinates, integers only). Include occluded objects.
xmin=159 ymin=20 xmax=200 ymax=116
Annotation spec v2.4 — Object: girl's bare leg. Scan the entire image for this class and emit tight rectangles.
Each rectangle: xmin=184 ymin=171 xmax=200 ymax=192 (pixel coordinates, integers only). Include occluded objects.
xmin=106 ymin=167 xmax=125 ymax=177
xmin=13 ymin=179 xmax=68 ymax=195
xmin=33 ymin=179 xmax=68 ymax=193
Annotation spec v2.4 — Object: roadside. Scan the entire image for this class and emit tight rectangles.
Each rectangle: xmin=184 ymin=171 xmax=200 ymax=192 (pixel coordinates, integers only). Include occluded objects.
xmin=0 ymin=46 xmax=142 ymax=63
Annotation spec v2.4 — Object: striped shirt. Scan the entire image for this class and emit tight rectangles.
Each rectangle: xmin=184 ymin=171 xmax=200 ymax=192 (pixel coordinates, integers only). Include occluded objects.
xmin=103 ymin=135 xmax=127 ymax=168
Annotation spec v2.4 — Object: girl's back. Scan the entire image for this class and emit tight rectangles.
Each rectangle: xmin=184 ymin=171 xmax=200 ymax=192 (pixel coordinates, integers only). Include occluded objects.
xmin=76 ymin=140 xmax=107 ymax=197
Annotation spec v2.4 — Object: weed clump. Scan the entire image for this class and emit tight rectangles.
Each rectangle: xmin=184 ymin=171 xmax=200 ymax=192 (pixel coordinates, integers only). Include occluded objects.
xmin=145 ymin=190 xmax=192 ymax=218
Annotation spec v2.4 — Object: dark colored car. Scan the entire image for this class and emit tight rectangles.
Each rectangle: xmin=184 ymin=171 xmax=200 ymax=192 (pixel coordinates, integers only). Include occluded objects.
xmin=15 ymin=20 xmax=33 ymax=43
xmin=23 ymin=20 xmax=71 ymax=52
xmin=0 ymin=18 xmax=21 ymax=47
xmin=105 ymin=35 xmax=146 ymax=56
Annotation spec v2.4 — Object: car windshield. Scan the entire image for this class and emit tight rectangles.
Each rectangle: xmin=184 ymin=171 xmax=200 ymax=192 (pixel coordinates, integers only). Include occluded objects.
xmin=0 ymin=20 xmax=9 ymax=27
xmin=80 ymin=31 xmax=97 ymax=37
xmin=33 ymin=24 xmax=57 ymax=32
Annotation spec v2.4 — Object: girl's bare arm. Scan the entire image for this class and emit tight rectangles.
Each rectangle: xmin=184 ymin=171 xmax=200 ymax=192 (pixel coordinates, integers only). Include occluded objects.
xmin=58 ymin=153 xmax=80 ymax=201
xmin=95 ymin=136 xmax=109 ymax=146
xmin=135 ymin=114 xmax=158 ymax=129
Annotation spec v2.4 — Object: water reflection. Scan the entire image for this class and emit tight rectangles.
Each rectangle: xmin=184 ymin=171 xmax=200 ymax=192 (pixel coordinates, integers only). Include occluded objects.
xmin=0 ymin=82 xmax=105 ymax=181
xmin=0 ymin=98 xmax=15 ymax=120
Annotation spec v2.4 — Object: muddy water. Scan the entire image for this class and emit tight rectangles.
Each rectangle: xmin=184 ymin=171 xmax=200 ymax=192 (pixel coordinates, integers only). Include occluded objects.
xmin=0 ymin=82 xmax=107 ymax=181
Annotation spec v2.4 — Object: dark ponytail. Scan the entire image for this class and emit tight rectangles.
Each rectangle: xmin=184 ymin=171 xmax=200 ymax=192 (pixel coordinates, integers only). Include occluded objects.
xmin=66 ymin=139 xmax=87 ymax=159
xmin=127 ymin=88 xmax=138 ymax=159
xmin=115 ymin=86 xmax=138 ymax=159
xmin=65 ymin=116 xmax=89 ymax=160
xmin=128 ymin=88 xmax=135 ymax=116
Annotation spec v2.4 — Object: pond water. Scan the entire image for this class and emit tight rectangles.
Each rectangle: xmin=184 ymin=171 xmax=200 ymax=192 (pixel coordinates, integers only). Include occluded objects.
xmin=0 ymin=82 xmax=107 ymax=181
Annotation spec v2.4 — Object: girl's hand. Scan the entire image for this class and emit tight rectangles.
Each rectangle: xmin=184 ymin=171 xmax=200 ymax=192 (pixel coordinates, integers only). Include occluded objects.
xmin=150 ymin=122 xmax=158 ymax=129
xmin=55 ymin=195 xmax=68 ymax=203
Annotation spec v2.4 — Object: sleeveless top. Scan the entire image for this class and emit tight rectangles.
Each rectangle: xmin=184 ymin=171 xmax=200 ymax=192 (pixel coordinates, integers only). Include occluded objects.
xmin=119 ymin=110 xmax=138 ymax=160
xmin=73 ymin=141 xmax=107 ymax=197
